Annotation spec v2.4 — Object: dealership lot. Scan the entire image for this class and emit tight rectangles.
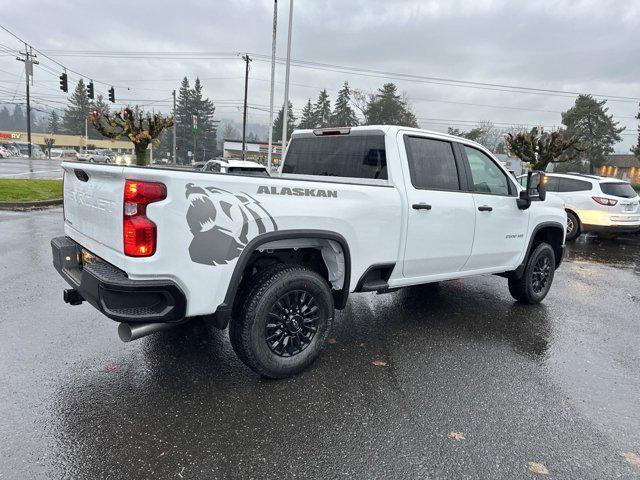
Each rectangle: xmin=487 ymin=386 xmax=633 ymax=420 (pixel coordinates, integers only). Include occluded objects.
xmin=0 ymin=208 xmax=639 ymax=479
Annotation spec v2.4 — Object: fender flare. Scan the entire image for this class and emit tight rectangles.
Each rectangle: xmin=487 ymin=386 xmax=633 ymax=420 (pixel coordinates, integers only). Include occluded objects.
xmin=205 ymin=229 xmax=352 ymax=329
xmin=514 ymin=221 xmax=565 ymax=277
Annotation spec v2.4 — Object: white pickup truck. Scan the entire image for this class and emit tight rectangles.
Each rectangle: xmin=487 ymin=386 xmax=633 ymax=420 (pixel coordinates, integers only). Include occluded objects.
xmin=52 ymin=126 xmax=566 ymax=378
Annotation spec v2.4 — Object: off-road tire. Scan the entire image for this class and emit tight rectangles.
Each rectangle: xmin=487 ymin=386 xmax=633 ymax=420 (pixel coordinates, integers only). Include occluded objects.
xmin=229 ymin=264 xmax=334 ymax=378
xmin=565 ymin=211 xmax=580 ymax=241
xmin=508 ymin=242 xmax=556 ymax=304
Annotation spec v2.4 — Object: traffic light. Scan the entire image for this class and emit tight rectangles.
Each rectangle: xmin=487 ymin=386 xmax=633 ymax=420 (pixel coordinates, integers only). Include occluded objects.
xmin=59 ymin=72 xmax=68 ymax=92
xmin=108 ymin=86 xmax=115 ymax=103
xmin=87 ymin=81 xmax=94 ymax=100
xmin=91 ymin=109 xmax=99 ymax=119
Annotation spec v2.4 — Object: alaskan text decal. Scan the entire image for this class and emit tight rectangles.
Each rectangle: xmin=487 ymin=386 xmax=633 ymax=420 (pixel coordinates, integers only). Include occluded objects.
xmin=257 ymin=185 xmax=337 ymax=198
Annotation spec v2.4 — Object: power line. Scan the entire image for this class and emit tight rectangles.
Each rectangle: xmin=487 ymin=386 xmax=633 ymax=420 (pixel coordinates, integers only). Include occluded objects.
xmin=19 ymin=46 xmax=640 ymax=103
xmin=0 ymin=24 xmax=125 ymax=89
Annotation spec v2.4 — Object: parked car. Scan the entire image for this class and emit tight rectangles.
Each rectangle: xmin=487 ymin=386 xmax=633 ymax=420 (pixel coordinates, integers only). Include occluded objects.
xmin=201 ymin=158 xmax=270 ymax=176
xmin=517 ymin=172 xmax=640 ymax=240
xmin=114 ymin=154 xmax=135 ymax=165
xmin=0 ymin=146 xmax=12 ymax=158
xmin=0 ymin=142 xmax=19 ymax=157
xmin=50 ymin=149 xmax=79 ymax=160
xmin=52 ymin=125 xmax=566 ymax=378
xmin=13 ymin=142 xmax=45 ymax=158
xmin=77 ymin=149 xmax=112 ymax=163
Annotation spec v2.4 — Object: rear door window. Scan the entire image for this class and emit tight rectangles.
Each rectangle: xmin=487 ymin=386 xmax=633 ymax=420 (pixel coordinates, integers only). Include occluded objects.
xmin=283 ymin=134 xmax=387 ymax=179
xmin=557 ymin=178 xmax=592 ymax=192
xmin=404 ymin=136 xmax=460 ymax=190
xmin=599 ymin=182 xmax=637 ymax=198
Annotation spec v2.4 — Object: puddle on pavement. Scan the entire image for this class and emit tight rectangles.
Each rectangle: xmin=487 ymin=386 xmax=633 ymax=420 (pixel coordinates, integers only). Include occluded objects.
xmin=565 ymin=234 xmax=640 ymax=272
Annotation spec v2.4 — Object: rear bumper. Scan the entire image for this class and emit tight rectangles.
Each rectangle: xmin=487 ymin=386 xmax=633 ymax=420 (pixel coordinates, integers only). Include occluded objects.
xmin=51 ymin=236 xmax=186 ymax=323
xmin=576 ymin=209 xmax=640 ymax=231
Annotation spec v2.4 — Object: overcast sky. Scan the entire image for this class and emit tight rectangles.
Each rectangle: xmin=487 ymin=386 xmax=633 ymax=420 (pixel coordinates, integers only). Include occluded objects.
xmin=1 ymin=0 xmax=638 ymax=151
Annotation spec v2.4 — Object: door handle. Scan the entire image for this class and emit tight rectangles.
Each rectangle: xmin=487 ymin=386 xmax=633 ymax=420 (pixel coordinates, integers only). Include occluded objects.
xmin=478 ymin=205 xmax=493 ymax=212
xmin=412 ymin=203 xmax=432 ymax=210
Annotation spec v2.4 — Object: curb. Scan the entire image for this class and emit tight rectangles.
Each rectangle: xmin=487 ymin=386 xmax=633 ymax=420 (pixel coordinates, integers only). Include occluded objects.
xmin=0 ymin=198 xmax=63 ymax=211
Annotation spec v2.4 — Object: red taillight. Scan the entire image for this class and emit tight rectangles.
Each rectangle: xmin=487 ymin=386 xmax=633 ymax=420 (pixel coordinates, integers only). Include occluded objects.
xmin=123 ymin=180 xmax=166 ymax=257
xmin=592 ymin=196 xmax=618 ymax=206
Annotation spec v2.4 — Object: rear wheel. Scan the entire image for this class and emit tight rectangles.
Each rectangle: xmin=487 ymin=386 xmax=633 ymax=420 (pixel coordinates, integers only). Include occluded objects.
xmin=229 ymin=264 xmax=334 ymax=378
xmin=565 ymin=211 xmax=580 ymax=241
xmin=508 ymin=242 xmax=556 ymax=304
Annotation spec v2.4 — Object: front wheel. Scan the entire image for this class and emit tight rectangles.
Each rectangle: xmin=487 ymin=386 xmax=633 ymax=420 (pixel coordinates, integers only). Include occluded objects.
xmin=508 ymin=242 xmax=556 ymax=304
xmin=229 ymin=264 xmax=334 ymax=378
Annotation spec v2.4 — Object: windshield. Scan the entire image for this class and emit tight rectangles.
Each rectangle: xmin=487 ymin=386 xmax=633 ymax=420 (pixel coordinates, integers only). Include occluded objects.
xmin=600 ymin=182 xmax=637 ymax=198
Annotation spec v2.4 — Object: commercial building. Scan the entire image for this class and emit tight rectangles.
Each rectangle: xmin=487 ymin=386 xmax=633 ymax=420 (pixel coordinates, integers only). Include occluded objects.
xmin=601 ymin=154 xmax=640 ymax=184
xmin=0 ymin=130 xmax=133 ymax=152
xmin=222 ymin=139 xmax=283 ymax=166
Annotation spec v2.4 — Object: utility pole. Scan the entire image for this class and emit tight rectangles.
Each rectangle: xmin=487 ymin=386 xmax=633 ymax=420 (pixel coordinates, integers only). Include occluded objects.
xmin=172 ymin=89 xmax=177 ymax=164
xmin=16 ymin=45 xmax=38 ymax=158
xmin=241 ymin=54 xmax=252 ymax=162
xmin=281 ymin=0 xmax=294 ymax=159
xmin=267 ymin=0 xmax=278 ymax=172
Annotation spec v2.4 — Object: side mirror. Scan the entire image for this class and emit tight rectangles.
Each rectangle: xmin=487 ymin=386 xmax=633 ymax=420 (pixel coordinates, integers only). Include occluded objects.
xmin=517 ymin=171 xmax=547 ymax=210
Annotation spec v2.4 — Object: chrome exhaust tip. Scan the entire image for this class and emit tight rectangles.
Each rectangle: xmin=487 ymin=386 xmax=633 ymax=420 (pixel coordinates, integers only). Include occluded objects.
xmin=117 ymin=322 xmax=177 ymax=342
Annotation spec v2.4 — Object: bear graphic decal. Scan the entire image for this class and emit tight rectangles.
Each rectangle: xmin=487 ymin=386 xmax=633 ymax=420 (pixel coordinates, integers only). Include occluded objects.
xmin=185 ymin=183 xmax=278 ymax=266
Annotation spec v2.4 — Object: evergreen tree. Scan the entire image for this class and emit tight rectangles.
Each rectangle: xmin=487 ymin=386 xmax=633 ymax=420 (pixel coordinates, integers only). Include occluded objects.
xmin=0 ymin=106 xmax=10 ymax=130
xmin=11 ymin=105 xmax=25 ymax=131
xmin=173 ymin=77 xmax=217 ymax=162
xmin=561 ymin=94 xmax=624 ymax=173
xmin=272 ymin=101 xmax=296 ymax=143
xmin=297 ymin=99 xmax=316 ymax=129
xmin=190 ymin=77 xmax=217 ymax=161
xmin=330 ymin=82 xmax=358 ymax=127
xmin=47 ymin=110 xmax=60 ymax=134
xmin=313 ymin=89 xmax=332 ymax=128
xmin=364 ymin=83 xmax=418 ymax=127
xmin=632 ymin=104 xmax=640 ymax=158
xmin=174 ymin=77 xmax=193 ymax=163
xmin=63 ymin=79 xmax=90 ymax=135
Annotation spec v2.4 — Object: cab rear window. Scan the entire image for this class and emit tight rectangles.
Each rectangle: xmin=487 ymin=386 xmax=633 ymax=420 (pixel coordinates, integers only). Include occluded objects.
xmin=283 ymin=134 xmax=387 ymax=180
xmin=600 ymin=182 xmax=637 ymax=198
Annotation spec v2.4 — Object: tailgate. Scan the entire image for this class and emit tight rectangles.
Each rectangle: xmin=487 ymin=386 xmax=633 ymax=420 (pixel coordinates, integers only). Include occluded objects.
xmin=62 ymin=163 xmax=125 ymax=252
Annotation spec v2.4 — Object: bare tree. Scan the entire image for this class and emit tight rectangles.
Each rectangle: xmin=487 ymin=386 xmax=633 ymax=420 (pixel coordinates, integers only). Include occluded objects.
xmin=506 ymin=127 xmax=582 ymax=171
xmin=91 ymin=107 xmax=173 ymax=166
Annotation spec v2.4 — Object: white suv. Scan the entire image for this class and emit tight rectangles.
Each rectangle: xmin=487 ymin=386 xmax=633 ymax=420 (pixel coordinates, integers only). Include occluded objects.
xmin=518 ymin=172 xmax=640 ymax=240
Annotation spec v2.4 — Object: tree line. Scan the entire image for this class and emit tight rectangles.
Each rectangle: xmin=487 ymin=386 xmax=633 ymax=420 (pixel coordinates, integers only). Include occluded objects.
xmin=447 ymin=95 xmax=633 ymax=174
xmin=1 ymin=77 xmax=638 ymax=172
xmin=271 ymin=82 xmax=418 ymax=142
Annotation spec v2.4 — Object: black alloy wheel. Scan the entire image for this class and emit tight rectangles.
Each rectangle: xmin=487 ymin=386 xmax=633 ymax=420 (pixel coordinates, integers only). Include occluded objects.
xmin=266 ymin=290 xmax=319 ymax=357
xmin=531 ymin=255 xmax=551 ymax=294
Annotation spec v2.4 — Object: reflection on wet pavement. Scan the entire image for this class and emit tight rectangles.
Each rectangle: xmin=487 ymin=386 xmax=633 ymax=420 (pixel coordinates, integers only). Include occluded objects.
xmin=566 ymin=233 xmax=640 ymax=272
xmin=1 ymin=210 xmax=639 ymax=479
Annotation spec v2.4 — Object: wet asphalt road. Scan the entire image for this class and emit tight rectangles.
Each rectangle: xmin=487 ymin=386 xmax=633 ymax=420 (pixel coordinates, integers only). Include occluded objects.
xmin=1 ymin=209 xmax=639 ymax=480
xmin=0 ymin=157 xmax=63 ymax=179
